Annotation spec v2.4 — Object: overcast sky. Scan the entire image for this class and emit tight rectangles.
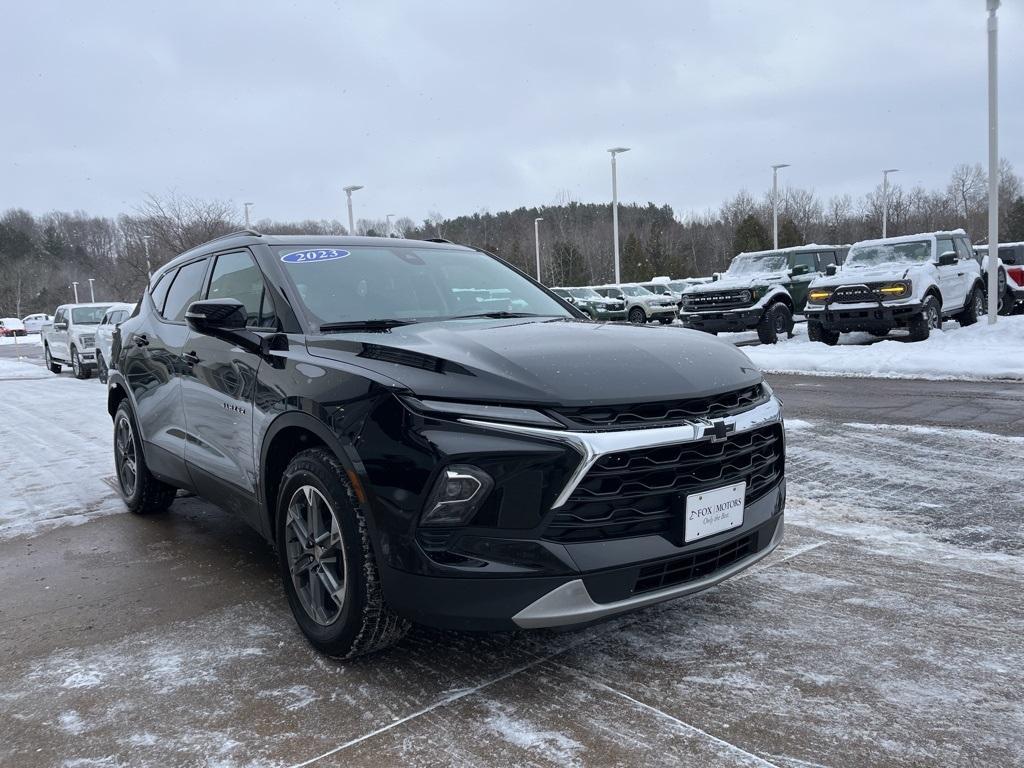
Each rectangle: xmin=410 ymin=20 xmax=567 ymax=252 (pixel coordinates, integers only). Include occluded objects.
xmin=2 ymin=1 xmax=1021 ymax=226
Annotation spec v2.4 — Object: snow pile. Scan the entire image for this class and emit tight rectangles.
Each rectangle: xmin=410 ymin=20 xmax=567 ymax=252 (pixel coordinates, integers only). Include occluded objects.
xmin=743 ymin=315 xmax=1024 ymax=381
xmin=0 ymin=358 xmax=49 ymax=379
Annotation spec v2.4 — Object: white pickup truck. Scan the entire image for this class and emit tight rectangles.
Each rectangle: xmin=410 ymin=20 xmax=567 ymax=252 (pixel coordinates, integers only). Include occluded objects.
xmin=42 ymin=303 xmax=112 ymax=379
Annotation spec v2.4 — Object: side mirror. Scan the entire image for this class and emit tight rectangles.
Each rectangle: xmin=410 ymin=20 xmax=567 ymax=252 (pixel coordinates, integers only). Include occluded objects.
xmin=825 ymin=264 xmax=838 ymax=276
xmin=790 ymin=264 xmax=810 ymax=276
xmin=937 ymin=251 xmax=957 ymax=267
xmin=185 ymin=299 xmax=247 ymax=333
xmin=55 ymin=322 xmax=67 ymax=331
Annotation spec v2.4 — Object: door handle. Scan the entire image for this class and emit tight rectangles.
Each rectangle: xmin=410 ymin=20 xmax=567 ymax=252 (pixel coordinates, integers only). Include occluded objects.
xmin=134 ymin=334 xmax=149 ymax=347
xmin=183 ymin=351 xmax=201 ymax=366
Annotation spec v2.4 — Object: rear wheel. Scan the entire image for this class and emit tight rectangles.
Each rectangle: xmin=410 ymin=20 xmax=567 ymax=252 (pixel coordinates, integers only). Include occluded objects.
xmin=114 ymin=401 xmax=177 ymax=515
xmin=628 ymin=306 xmax=647 ymax=324
xmin=96 ymin=352 xmax=107 ymax=384
xmin=44 ymin=345 xmax=61 ymax=374
xmin=908 ymin=295 xmax=941 ymax=342
xmin=956 ymin=285 xmax=984 ymax=326
xmin=757 ymin=303 xmax=793 ymax=344
xmin=276 ymin=448 xmax=409 ymax=658
xmin=808 ymin=320 xmax=839 ymax=346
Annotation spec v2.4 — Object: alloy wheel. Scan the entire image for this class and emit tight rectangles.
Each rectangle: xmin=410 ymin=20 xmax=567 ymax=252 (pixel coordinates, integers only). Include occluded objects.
xmin=114 ymin=414 xmax=137 ymax=497
xmin=285 ymin=485 xmax=348 ymax=626
xmin=974 ymin=290 xmax=984 ymax=317
xmin=72 ymin=351 xmax=80 ymax=377
xmin=928 ymin=302 xmax=941 ymax=329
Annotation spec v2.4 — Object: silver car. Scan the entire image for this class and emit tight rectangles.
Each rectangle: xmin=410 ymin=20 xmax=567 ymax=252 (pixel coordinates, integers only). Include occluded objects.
xmin=594 ymin=283 xmax=678 ymax=324
xmin=95 ymin=302 xmax=136 ymax=383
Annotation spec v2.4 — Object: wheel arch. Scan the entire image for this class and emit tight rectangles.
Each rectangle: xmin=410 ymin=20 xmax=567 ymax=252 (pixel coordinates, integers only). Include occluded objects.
xmin=259 ymin=411 xmax=368 ymax=544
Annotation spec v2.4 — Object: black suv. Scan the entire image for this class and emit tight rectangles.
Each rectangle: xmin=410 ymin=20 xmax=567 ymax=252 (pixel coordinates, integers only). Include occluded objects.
xmin=107 ymin=233 xmax=786 ymax=657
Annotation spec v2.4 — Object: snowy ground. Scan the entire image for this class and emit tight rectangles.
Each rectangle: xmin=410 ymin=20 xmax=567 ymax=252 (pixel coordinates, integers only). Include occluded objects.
xmin=0 ymin=362 xmax=1022 ymax=766
xmin=735 ymin=315 xmax=1024 ymax=382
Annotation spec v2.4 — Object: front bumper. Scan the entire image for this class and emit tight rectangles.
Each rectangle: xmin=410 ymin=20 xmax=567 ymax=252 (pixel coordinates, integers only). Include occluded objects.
xmin=805 ymin=301 xmax=922 ymax=332
xmin=378 ymin=396 xmax=786 ymax=631
xmin=646 ymin=305 xmax=679 ymax=319
xmin=593 ymin=308 xmax=627 ymax=321
xmin=680 ymin=306 xmax=763 ymax=332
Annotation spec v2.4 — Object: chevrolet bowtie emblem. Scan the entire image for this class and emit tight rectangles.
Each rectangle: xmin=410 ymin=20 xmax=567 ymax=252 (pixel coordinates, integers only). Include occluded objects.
xmin=708 ymin=419 xmax=734 ymax=443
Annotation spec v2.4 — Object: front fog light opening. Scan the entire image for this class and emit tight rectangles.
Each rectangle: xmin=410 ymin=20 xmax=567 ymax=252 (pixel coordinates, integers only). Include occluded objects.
xmin=421 ymin=465 xmax=494 ymax=527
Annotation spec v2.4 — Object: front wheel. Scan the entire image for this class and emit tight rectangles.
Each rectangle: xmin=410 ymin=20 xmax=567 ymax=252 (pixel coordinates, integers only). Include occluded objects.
xmin=276 ymin=448 xmax=409 ymax=658
xmin=628 ymin=306 xmax=647 ymax=324
xmin=658 ymin=317 xmax=673 ymax=325
xmin=757 ymin=303 xmax=793 ymax=344
xmin=114 ymin=401 xmax=177 ymax=514
xmin=71 ymin=347 xmax=91 ymax=380
xmin=808 ymin=320 xmax=840 ymax=346
xmin=44 ymin=345 xmax=61 ymax=374
xmin=908 ymin=295 xmax=941 ymax=342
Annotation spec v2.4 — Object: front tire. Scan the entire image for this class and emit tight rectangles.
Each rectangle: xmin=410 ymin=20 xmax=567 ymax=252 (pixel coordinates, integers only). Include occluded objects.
xmin=808 ymin=320 xmax=840 ymax=346
xmin=44 ymin=345 xmax=61 ymax=374
xmin=908 ymin=295 xmax=941 ymax=342
xmin=757 ymin=303 xmax=793 ymax=344
xmin=71 ymin=347 xmax=91 ymax=380
xmin=658 ymin=317 xmax=673 ymax=325
xmin=628 ymin=306 xmax=647 ymax=324
xmin=114 ymin=401 xmax=177 ymax=515
xmin=276 ymin=448 xmax=409 ymax=658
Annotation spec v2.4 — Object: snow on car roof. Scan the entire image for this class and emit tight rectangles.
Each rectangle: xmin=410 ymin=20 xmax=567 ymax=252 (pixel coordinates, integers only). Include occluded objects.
xmin=736 ymin=243 xmax=848 ymax=257
xmin=850 ymin=229 xmax=968 ymax=249
xmin=973 ymin=241 xmax=1024 ymax=250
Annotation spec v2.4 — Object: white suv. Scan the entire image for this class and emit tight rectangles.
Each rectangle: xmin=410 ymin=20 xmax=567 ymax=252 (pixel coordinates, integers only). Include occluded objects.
xmin=593 ymin=283 xmax=678 ymax=324
xmin=804 ymin=230 xmax=985 ymax=344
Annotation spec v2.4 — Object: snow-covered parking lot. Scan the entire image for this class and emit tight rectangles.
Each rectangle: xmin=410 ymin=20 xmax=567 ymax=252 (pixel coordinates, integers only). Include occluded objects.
xmin=1 ymin=358 xmax=1023 ymax=767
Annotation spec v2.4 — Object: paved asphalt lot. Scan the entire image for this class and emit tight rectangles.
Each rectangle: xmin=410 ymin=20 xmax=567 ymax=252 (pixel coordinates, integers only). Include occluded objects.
xmin=1 ymin=348 xmax=1022 ymax=766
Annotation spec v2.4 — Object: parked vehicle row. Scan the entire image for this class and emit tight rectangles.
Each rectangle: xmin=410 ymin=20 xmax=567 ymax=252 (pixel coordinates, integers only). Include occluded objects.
xmin=974 ymin=242 xmax=1024 ymax=316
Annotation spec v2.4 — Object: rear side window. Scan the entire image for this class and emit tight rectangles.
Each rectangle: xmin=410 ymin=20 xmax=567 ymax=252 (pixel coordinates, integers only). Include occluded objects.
xmin=954 ymin=239 xmax=973 ymax=261
xmin=792 ymin=252 xmax=817 ymax=272
xmin=207 ymin=251 xmax=277 ymax=328
xmin=162 ymin=259 xmax=209 ymax=322
xmin=935 ymin=238 xmax=956 ymax=260
xmin=151 ymin=270 xmax=174 ymax=314
xmin=817 ymin=251 xmax=838 ymax=269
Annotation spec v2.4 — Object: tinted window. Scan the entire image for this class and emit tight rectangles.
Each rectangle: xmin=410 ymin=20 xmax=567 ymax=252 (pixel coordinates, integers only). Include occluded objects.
xmin=817 ymin=251 xmax=838 ymax=269
xmin=162 ymin=259 xmax=208 ymax=322
xmin=207 ymin=250 xmax=276 ymax=328
xmin=151 ymin=270 xmax=173 ymax=313
xmin=935 ymin=238 xmax=956 ymax=261
xmin=792 ymin=252 xmax=817 ymax=272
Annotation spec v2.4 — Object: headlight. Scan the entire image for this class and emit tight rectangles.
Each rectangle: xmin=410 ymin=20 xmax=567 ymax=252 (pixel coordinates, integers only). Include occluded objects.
xmin=877 ymin=281 xmax=911 ymax=299
xmin=737 ymin=290 xmax=752 ymax=302
xmin=808 ymin=288 xmax=832 ymax=303
xmin=421 ymin=465 xmax=494 ymax=527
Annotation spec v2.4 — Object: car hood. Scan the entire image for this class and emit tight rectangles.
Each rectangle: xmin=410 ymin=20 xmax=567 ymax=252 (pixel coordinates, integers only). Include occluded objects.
xmin=809 ymin=262 xmax=934 ymax=288
xmin=687 ymin=273 xmax=788 ymax=291
xmin=305 ymin=318 xmax=762 ymax=407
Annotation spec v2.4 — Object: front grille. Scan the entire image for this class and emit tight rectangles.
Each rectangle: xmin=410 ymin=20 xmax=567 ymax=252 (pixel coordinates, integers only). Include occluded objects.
xmin=831 ymin=285 xmax=876 ymax=304
xmin=683 ymin=290 xmax=754 ymax=311
xmin=634 ymin=530 xmax=757 ymax=593
xmin=544 ymin=423 xmax=783 ymax=543
xmin=551 ymin=383 xmax=766 ymax=431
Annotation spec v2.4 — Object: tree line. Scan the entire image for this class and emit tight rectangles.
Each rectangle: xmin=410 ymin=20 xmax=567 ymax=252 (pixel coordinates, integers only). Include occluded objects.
xmin=1 ymin=161 xmax=1022 ymax=317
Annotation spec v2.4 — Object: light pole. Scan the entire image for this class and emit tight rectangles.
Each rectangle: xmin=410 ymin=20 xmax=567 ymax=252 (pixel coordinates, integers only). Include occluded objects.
xmin=142 ymin=235 xmax=152 ymax=277
xmin=244 ymin=202 xmax=254 ymax=228
xmin=987 ymin=0 xmax=1000 ymax=324
xmin=343 ymin=185 xmax=363 ymax=234
xmin=608 ymin=147 xmax=630 ymax=283
xmin=534 ymin=217 xmax=544 ymax=282
xmin=881 ymin=169 xmax=900 ymax=238
xmin=385 ymin=214 xmax=396 ymax=237
xmin=88 ymin=278 xmax=95 ymax=302
xmin=771 ymin=164 xmax=790 ymax=249
xmin=71 ymin=282 xmax=79 ymax=303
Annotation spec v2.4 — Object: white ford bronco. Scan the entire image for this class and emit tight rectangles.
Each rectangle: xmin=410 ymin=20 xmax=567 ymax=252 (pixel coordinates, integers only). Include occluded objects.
xmin=804 ymin=230 xmax=985 ymax=344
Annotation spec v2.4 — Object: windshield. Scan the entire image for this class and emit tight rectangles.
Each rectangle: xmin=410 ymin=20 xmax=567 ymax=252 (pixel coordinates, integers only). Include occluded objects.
xmin=667 ymin=281 xmax=688 ymax=293
xmin=846 ymin=241 xmax=931 ymax=267
xmin=569 ymin=287 xmax=602 ymax=300
xmin=71 ymin=306 xmax=110 ymax=324
xmin=643 ymin=284 xmax=672 ymax=295
xmin=275 ymin=245 xmax=571 ymax=328
xmin=620 ymin=285 xmax=654 ymax=297
xmin=726 ymin=253 xmax=789 ymax=276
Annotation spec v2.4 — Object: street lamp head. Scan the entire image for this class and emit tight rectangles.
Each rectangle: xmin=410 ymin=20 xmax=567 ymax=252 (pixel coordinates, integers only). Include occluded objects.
xmin=771 ymin=163 xmax=790 ymax=170
xmin=343 ymin=185 xmax=364 ymax=193
xmin=535 ymin=217 xmax=543 ymax=223
xmin=608 ymin=147 xmax=630 ymax=155
xmin=882 ymin=168 xmax=900 ymax=174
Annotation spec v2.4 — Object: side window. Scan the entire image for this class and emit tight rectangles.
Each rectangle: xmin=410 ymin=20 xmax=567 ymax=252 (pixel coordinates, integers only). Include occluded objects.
xmin=99 ymin=313 xmax=110 ymax=326
xmin=162 ymin=259 xmax=209 ymax=323
xmin=792 ymin=252 xmax=817 ymax=273
xmin=817 ymin=251 xmax=837 ymax=269
xmin=953 ymin=239 xmax=973 ymax=261
xmin=54 ymin=309 xmax=66 ymax=325
xmin=207 ymin=251 xmax=277 ymax=328
xmin=151 ymin=270 xmax=174 ymax=314
xmin=935 ymin=238 xmax=956 ymax=261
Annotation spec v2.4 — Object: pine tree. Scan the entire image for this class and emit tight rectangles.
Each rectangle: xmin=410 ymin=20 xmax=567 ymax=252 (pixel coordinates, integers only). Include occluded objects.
xmin=1004 ymin=196 xmax=1024 ymax=241
xmin=733 ymin=215 xmax=770 ymax=255
xmin=777 ymin=217 xmax=803 ymax=248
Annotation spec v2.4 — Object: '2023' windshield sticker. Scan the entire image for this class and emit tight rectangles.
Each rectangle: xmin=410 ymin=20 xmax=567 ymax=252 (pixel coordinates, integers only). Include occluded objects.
xmin=280 ymin=249 xmax=350 ymax=264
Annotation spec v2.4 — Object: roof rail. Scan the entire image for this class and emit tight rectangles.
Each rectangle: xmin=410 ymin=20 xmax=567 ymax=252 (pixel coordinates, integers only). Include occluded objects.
xmin=204 ymin=229 xmax=262 ymax=245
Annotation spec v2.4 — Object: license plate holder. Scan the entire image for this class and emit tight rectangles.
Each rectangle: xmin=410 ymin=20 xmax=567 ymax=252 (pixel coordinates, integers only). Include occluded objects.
xmin=684 ymin=482 xmax=746 ymax=543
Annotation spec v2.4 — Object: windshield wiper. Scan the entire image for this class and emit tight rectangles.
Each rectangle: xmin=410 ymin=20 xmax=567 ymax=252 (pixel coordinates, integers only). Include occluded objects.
xmin=319 ymin=319 xmax=418 ymax=332
xmin=448 ymin=311 xmax=548 ymax=320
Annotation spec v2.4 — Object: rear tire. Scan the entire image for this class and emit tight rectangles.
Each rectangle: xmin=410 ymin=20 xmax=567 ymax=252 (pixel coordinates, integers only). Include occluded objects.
xmin=998 ymin=285 xmax=1015 ymax=316
xmin=956 ymin=285 xmax=984 ymax=326
xmin=44 ymin=345 xmax=61 ymax=374
xmin=908 ymin=295 xmax=941 ymax=342
xmin=114 ymin=401 xmax=177 ymax=515
xmin=807 ymin=320 xmax=840 ymax=346
xmin=757 ymin=303 xmax=793 ymax=345
xmin=96 ymin=352 xmax=107 ymax=384
xmin=276 ymin=448 xmax=409 ymax=658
